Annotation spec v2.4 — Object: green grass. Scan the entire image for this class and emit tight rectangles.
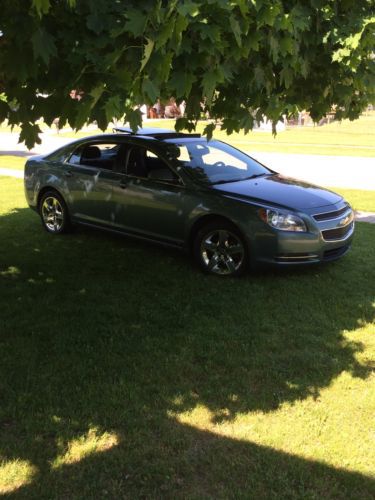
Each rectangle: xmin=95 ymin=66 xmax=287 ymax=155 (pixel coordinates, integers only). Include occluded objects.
xmin=0 ymin=177 xmax=374 ymax=498
xmin=332 ymin=188 xmax=375 ymax=213
xmin=0 ymin=155 xmax=26 ymax=171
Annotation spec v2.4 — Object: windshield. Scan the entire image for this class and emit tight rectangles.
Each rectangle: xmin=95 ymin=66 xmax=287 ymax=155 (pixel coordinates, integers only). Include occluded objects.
xmin=168 ymin=140 xmax=272 ymax=184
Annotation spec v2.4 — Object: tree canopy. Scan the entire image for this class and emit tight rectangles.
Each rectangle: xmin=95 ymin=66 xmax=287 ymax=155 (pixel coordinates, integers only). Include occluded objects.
xmin=0 ymin=0 xmax=374 ymax=148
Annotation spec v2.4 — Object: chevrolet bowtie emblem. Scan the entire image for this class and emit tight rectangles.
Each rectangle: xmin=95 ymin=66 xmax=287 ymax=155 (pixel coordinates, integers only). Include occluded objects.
xmin=339 ymin=213 xmax=352 ymax=226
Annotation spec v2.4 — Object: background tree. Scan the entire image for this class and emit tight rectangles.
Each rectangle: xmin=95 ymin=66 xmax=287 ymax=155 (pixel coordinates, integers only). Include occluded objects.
xmin=0 ymin=0 xmax=374 ymax=148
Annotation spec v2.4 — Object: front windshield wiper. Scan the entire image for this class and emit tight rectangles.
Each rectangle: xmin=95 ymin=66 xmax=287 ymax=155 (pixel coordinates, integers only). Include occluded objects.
xmin=240 ymin=173 xmax=272 ymax=181
xmin=210 ymin=173 xmax=271 ymax=185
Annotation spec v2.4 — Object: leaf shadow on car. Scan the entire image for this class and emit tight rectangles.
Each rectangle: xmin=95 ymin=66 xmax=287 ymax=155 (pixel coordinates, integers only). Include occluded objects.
xmin=0 ymin=209 xmax=374 ymax=497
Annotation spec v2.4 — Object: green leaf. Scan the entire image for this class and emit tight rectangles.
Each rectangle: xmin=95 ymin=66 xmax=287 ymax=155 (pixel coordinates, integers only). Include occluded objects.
xmin=202 ymin=70 xmax=218 ymax=103
xmin=239 ymin=112 xmax=254 ymax=134
xmin=173 ymin=15 xmax=189 ymax=48
xmin=221 ymin=118 xmax=240 ymax=135
xmin=254 ymin=66 xmax=265 ymax=89
xmin=104 ymin=95 xmax=123 ymax=123
xmin=155 ymin=20 xmax=175 ymax=50
xmin=258 ymin=4 xmax=281 ymax=27
xmin=140 ymin=38 xmax=155 ymax=72
xmin=31 ymin=29 xmax=57 ymax=65
xmin=246 ymin=31 xmax=262 ymax=51
xmin=177 ymin=1 xmax=200 ymax=18
xmin=269 ymin=35 xmax=279 ymax=63
xmin=229 ymin=15 xmax=242 ymax=47
xmin=279 ymin=37 xmax=294 ymax=56
xmin=169 ymin=72 xmax=196 ymax=98
xmin=87 ymin=13 xmax=104 ymax=34
xmin=280 ymin=67 xmax=293 ymax=89
xmin=234 ymin=0 xmax=250 ymax=18
xmin=199 ymin=24 xmax=221 ymax=44
xmin=290 ymin=6 xmax=311 ymax=32
xmin=19 ymin=122 xmax=42 ymax=150
xmin=142 ymin=78 xmax=159 ymax=103
xmin=74 ymin=101 xmax=93 ymax=130
xmin=124 ymin=9 xmax=147 ymax=37
xmin=203 ymin=122 xmax=216 ymax=140
xmin=125 ymin=108 xmax=142 ymax=131
xmin=89 ymin=84 xmax=106 ymax=106
xmin=32 ymin=0 xmax=50 ymax=17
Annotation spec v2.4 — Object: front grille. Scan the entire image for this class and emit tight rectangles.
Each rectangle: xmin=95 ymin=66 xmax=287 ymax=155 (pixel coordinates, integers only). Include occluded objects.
xmin=322 ymin=222 xmax=354 ymax=241
xmin=323 ymin=245 xmax=350 ymax=261
xmin=313 ymin=205 xmax=349 ymax=221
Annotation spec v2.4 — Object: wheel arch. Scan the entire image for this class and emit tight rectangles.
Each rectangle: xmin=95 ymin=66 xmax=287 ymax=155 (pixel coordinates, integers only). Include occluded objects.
xmin=37 ymin=186 xmax=65 ymax=210
xmin=188 ymin=214 xmax=246 ymax=253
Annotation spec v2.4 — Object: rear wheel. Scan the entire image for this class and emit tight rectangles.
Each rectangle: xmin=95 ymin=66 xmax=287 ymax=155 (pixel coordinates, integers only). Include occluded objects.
xmin=39 ymin=191 xmax=70 ymax=234
xmin=193 ymin=221 xmax=248 ymax=276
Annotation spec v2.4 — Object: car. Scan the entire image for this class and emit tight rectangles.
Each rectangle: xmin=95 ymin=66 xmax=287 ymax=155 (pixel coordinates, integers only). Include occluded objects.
xmin=24 ymin=127 xmax=355 ymax=277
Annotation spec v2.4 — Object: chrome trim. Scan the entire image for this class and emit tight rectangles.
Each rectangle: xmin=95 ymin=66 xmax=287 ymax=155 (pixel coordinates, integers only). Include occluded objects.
xmin=312 ymin=207 xmax=352 ymax=222
xmin=321 ymin=221 xmax=355 ymax=242
xmin=276 ymin=254 xmax=319 ymax=260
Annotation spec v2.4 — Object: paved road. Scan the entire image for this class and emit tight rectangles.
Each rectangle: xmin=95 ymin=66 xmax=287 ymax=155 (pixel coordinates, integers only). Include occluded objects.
xmin=1 ymin=129 xmax=374 ymax=190
xmin=252 ymin=152 xmax=375 ymax=191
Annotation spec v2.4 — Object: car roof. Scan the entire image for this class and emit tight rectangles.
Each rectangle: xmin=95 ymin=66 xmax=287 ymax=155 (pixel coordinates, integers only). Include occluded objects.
xmin=113 ymin=126 xmax=201 ymax=139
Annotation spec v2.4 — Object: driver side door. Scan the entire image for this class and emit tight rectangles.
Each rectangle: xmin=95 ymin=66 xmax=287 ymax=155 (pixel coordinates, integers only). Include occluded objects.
xmin=112 ymin=147 xmax=188 ymax=246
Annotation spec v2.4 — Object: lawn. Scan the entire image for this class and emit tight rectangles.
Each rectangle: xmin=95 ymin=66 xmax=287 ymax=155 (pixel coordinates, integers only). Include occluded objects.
xmin=0 ymin=177 xmax=374 ymax=498
xmin=0 ymin=155 xmax=26 ymax=171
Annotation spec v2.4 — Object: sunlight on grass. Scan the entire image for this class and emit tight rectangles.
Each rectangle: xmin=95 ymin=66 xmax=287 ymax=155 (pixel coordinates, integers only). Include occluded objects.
xmin=0 ymin=265 xmax=21 ymax=277
xmin=331 ymin=189 xmax=375 ymax=213
xmin=0 ymin=459 xmax=38 ymax=494
xmin=51 ymin=428 xmax=120 ymax=469
xmin=0 ymin=163 xmax=374 ymax=497
xmin=0 ymin=155 xmax=25 ymax=171
xmin=170 ymin=321 xmax=375 ymax=478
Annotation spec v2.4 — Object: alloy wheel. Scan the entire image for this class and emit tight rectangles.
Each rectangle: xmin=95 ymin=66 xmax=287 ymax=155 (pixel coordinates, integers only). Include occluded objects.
xmin=41 ymin=196 xmax=65 ymax=233
xmin=200 ymin=229 xmax=245 ymax=276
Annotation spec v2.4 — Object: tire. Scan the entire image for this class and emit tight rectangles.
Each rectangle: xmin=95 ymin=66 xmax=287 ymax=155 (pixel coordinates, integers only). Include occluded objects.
xmin=193 ymin=221 xmax=248 ymax=276
xmin=39 ymin=190 xmax=71 ymax=234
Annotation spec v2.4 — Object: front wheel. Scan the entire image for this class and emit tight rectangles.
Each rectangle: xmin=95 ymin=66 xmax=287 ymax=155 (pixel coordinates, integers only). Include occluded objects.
xmin=39 ymin=191 xmax=70 ymax=234
xmin=194 ymin=222 xmax=248 ymax=276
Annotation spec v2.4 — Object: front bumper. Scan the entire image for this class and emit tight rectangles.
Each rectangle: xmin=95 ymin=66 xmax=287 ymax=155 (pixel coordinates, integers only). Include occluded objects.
xmin=252 ymin=203 xmax=355 ymax=266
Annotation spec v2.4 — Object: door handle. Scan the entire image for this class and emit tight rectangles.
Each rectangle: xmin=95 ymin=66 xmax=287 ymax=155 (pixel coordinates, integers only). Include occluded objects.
xmin=64 ymin=170 xmax=73 ymax=178
xmin=119 ymin=180 xmax=128 ymax=189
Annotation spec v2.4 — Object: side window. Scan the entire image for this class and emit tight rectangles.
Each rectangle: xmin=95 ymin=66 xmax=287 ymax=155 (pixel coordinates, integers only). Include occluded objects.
xmin=127 ymin=147 xmax=180 ymax=184
xmin=67 ymin=143 xmax=125 ymax=171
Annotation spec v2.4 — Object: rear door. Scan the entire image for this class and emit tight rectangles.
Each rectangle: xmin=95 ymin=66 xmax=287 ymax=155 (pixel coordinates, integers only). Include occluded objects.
xmin=63 ymin=142 xmax=127 ymax=226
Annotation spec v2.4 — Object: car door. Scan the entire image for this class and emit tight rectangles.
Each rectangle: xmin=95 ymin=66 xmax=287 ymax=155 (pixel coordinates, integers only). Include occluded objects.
xmin=111 ymin=146 xmax=188 ymax=246
xmin=63 ymin=142 xmax=125 ymax=226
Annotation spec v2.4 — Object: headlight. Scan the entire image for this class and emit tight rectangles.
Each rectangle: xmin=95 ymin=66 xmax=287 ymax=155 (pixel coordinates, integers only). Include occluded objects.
xmin=259 ymin=208 xmax=307 ymax=232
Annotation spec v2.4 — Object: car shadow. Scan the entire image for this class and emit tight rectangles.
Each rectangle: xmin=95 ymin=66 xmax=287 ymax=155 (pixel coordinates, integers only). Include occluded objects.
xmin=0 ymin=208 xmax=374 ymax=497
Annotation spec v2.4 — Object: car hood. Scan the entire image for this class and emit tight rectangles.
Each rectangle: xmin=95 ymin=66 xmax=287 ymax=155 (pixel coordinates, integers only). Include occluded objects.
xmin=211 ymin=174 xmax=342 ymax=210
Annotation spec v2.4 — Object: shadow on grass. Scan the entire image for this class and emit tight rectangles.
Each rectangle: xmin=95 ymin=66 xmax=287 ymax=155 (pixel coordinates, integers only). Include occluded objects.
xmin=0 ymin=208 xmax=374 ymax=498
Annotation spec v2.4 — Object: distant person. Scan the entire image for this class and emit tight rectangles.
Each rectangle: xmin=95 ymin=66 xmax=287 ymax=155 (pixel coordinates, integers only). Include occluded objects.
xmin=139 ymin=104 xmax=148 ymax=119
xmin=152 ymin=99 xmax=164 ymax=118
xmin=179 ymin=100 xmax=186 ymax=117
xmin=164 ymin=98 xmax=181 ymax=119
